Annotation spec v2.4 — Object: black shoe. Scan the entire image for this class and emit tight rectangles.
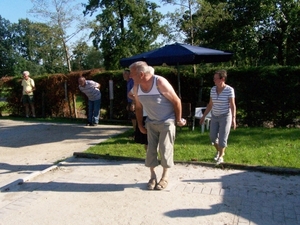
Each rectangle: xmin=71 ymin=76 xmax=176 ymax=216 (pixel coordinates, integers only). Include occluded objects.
xmin=91 ymin=123 xmax=98 ymax=126
xmin=85 ymin=123 xmax=92 ymax=126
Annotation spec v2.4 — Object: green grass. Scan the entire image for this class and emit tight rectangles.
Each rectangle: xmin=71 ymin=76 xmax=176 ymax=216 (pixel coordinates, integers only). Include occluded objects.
xmin=0 ymin=101 xmax=9 ymax=115
xmin=76 ymin=95 xmax=85 ymax=109
xmin=1 ymin=116 xmax=299 ymax=169
xmin=85 ymin=126 xmax=300 ymax=169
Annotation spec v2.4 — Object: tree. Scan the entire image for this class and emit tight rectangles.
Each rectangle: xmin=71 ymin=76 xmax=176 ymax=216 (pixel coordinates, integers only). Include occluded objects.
xmin=0 ymin=16 xmax=15 ymax=76
xmin=71 ymin=41 xmax=104 ymax=70
xmin=29 ymin=0 xmax=90 ymax=72
xmin=161 ymin=0 xmax=200 ymax=45
xmin=191 ymin=1 xmax=234 ymax=50
xmin=257 ymin=0 xmax=300 ymax=66
xmin=0 ymin=16 xmax=69 ymax=76
xmin=11 ymin=19 xmax=67 ymax=74
xmin=185 ymin=0 xmax=300 ymax=66
xmin=84 ymin=0 xmax=167 ymax=69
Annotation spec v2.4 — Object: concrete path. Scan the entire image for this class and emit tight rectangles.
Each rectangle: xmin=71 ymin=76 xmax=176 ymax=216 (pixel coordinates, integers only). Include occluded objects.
xmin=0 ymin=119 xmax=130 ymax=189
xmin=0 ymin=119 xmax=300 ymax=225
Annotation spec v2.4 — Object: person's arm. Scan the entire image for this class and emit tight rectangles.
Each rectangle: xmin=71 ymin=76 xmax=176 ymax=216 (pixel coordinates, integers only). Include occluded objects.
xmin=92 ymin=80 xmax=100 ymax=89
xmin=156 ymin=77 xmax=186 ymax=126
xmin=88 ymin=80 xmax=100 ymax=89
xmin=31 ymin=79 xmax=36 ymax=91
xmin=127 ymin=88 xmax=135 ymax=112
xmin=127 ymin=88 xmax=135 ymax=101
xmin=200 ymin=98 xmax=213 ymax=125
xmin=229 ymin=97 xmax=236 ymax=130
xmin=132 ymin=85 xmax=146 ymax=133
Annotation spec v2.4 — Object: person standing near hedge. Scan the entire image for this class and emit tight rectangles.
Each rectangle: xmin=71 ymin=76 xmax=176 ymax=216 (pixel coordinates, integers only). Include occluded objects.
xmin=123 ymin=69 xmax=136 ymax=138
xmin=78 ymin=76 xmax=101 ymax=126
xmin=21 ymin=71 xmax=36 ymax=118
xmin=200 ymin=70 xmax=236 ymax=164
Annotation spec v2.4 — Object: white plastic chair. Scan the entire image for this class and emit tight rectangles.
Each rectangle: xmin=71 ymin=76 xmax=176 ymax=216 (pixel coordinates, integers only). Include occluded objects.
xmin=192 ymin=107 xmax=211 ymax=133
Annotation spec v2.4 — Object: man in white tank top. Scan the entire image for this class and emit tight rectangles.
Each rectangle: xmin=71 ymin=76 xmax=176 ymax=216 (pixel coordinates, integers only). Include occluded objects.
xmin=129 ymin=61 xmax=186 ymax=190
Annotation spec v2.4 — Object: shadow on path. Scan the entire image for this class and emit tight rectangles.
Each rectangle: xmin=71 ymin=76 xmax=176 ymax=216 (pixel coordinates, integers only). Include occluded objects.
xmin=0 ymin=121 xmax=128 ymax=148
xmin=165 ymin=171 xmax=300 ymax=225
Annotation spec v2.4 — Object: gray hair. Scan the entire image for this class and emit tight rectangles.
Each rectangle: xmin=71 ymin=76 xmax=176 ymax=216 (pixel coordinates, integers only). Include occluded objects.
xmin=23 ymin=71 xmax=30 ymax=76
xmin=148 ymin=66 xmax=155 ymax=75
xmin=129 ymin=61 xmax=149 ymax=73
xmin=129 ymin=61 xmax=154 ymax=75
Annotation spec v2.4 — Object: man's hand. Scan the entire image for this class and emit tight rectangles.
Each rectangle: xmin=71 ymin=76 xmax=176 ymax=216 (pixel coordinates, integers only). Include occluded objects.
xmin=139 ymin=126 xmax=147 ymax=134
xmin=176 ymin=118 xmax=186 ymax=127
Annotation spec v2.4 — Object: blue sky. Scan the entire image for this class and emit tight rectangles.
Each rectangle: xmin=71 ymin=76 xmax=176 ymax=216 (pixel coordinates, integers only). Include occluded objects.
xmin=0 ymin=0 xmax=175 ymax=23
xmin=0 ymin=0 xmax=34 ymax=23
xmin=0 ymin=0 xmax=177 ymax=45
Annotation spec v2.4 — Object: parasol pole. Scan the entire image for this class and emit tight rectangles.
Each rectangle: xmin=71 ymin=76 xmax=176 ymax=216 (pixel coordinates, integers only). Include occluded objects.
xmin=177 ymin=63 xmax=181 ymax=99
xmin=198 ymin=76 xmax=203 ymax=104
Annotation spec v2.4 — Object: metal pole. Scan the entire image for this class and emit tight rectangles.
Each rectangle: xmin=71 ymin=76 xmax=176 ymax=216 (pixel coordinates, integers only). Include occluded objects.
xmin=109 ymin=79 xmax=114 ymax=119
xmin=177 ymin=63 xmax=181 ymax=99
xmin=198 ymin=77 xmax=203 ymax=104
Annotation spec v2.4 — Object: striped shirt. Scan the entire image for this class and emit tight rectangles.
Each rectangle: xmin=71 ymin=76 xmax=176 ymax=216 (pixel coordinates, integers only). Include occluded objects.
xmin=79 ymin=80 xmax=101 ymax=101
xmin=211 ymin=85 xmax=235 ymax=116
xmin=137 ymin=75 xmax=175 ymax=123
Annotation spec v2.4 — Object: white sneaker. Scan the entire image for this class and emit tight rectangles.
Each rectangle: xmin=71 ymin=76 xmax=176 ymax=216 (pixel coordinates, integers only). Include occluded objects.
xmin=214 ymin=153 xmax=219 ymax=161
xmin=216 ymin=157 xmax=224 ymax=165
xmin=214 ymin=153 xmax=225 ymax=161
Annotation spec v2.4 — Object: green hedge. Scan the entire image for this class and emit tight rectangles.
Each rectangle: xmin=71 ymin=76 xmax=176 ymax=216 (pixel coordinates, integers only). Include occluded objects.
xmin=1 ymin=66 xmax=300 ymax=127
xmin=156 ymin=65 xmax=300 ymax=127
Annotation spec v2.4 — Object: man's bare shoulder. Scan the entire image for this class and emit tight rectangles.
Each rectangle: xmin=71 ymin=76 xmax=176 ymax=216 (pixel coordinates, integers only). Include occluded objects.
xmin=156 ymin=75 xmax=173 ymax=90
xmin=156 ymin=75 xmax=169 ymax=86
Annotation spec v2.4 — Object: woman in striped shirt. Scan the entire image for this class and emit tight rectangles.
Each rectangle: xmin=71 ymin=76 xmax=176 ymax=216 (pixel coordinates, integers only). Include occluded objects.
xmin=200 ymin=70 xmax=236 ymax=164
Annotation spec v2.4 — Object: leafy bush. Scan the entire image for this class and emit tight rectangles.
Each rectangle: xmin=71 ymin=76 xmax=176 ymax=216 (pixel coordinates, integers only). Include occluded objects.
xmin=1 ymin=66 xmax=300 ymax=127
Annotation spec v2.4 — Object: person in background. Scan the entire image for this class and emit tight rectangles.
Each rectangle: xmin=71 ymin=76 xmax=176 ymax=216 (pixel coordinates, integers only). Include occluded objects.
xmin=200 ymin=70 xmax=236 ymax=164
xmin=78 ymin=76 xmax=101 ymax=126
xmin=21 ymin=71 xmax=36 ymax=118
xmin=123 ymin=69 xmax=136 ymax=138
xmin=129 ymin=61 xmax=186 ymax=191
xmin=128 ymin=87 xmax=148 ymax=151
